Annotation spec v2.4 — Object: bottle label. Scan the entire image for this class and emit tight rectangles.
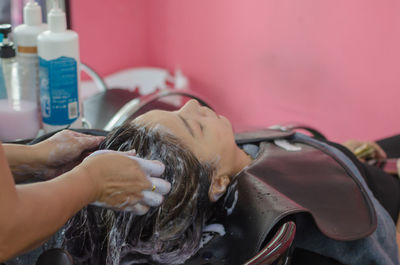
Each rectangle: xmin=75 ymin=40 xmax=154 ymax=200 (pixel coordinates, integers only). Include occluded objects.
xmin=18 ymin=46 xmax=38 ymax=54
xmin=18 ymin=54 xmax=40 ymax=104
xmin=39 ymin=56 xmax=79 ymax=125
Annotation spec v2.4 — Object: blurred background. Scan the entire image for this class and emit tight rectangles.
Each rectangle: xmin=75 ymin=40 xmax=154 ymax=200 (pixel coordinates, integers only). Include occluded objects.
xmin=4 ymin=0 xmax=400 ymax=142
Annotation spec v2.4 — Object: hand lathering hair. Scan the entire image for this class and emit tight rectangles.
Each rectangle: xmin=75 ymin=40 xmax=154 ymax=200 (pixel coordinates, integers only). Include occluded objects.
xmin=62 ymin=122 xmax=217 ymax=264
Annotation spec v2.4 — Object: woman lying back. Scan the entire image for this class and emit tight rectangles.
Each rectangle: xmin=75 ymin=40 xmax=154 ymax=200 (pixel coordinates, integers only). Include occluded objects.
xmin=63 ymin=99 xmax=399 ymax=265
xmin=64 ymin=99 xmax=252 ymax=264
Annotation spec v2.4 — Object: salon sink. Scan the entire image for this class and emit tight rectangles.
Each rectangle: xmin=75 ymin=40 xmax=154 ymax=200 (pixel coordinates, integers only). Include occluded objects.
xmin=83 ymin=88 xmax=212 ymax=131
xmin=83 ymin=88 xmax=138 ymax=130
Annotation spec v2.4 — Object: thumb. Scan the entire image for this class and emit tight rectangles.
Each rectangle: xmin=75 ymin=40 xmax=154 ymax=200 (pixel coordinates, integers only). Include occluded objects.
xmin=123 ymin=149 xmax=136 ymax=156
xmin=78 ymin=136 xmax=105 ymax=149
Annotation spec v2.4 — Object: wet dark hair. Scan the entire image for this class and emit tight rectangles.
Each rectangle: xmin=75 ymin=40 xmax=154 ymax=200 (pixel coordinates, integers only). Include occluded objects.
xmin=63 ymin=122 xmax=217 ymax=264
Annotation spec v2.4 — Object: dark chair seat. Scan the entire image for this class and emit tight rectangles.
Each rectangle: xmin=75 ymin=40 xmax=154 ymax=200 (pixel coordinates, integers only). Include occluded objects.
xmin=35 ymin=249 xmax=73 ymax=265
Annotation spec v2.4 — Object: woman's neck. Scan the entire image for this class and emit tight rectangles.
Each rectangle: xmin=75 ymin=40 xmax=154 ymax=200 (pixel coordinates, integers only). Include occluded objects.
xmin=232 ymin=148 xmax=253 ymax=175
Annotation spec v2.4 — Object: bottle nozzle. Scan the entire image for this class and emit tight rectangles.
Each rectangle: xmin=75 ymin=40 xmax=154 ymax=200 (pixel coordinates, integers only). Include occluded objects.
xmin=24 ymin=0 xmax=42 ymax=25
xmin=0 ymin=24 xmax=12 ymax=41
xmin=52 ymin=0 xmax=60 ymax=10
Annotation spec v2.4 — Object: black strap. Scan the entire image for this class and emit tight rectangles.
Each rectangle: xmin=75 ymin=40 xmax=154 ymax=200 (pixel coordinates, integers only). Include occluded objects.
xmin=235 ymin=129 xmax=295 ymax=144
xmin=292 ymin=248 xmax=344 ymax=265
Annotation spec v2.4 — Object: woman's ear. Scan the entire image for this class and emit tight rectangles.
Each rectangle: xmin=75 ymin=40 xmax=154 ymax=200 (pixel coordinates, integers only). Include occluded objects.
xmin=208 ymin=174 xmax=230 ymax=202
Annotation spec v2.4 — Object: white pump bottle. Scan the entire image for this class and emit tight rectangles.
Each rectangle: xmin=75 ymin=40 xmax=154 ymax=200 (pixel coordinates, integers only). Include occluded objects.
xmin=37 ymin=0 xmax=81 ymax=132
xmin=13 ymin=0 xmax=47 ymax=108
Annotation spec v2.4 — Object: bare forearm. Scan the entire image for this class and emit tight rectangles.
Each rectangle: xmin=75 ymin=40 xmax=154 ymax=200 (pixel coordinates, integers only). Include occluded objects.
xmin=398 ymin=214 xmax=400 ymax=232
xmin=3 ymin=144 xmax=41 ymax=182
xmin=397 ymin=231 xmax=400 ymax=258
xmin=0 ymin=167 xmax=96 ymax=262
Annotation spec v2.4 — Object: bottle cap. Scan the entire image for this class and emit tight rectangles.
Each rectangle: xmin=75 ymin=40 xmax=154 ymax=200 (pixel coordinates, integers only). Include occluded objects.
xmin=48 ymin=0 xmax=66 ymax=32
xmin=0 ymin=24 xmax=16 ymax=58
xmin=24 ymin=0 xmax=43 ymax=26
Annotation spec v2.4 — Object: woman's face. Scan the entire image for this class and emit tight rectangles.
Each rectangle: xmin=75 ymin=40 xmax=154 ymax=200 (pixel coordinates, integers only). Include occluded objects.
xmin=134 ymin=99 xmax=242 ymax=177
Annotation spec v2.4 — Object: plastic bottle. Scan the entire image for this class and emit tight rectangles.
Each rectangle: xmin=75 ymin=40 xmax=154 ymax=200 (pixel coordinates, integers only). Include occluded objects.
xmin=0 ymin=25 xmax=18 ymax=99
xmin=0 ymin=64 xmax=6 ymax=99
xmin=37 ymin=0 xmax=81 ymax=132
xmin=13 ymin=0 xmax=48 ymax=112
xmin=0 ymin=24 xmax=40 ymax=142
xmin=0 ymin=33 xmax=6 ymax=100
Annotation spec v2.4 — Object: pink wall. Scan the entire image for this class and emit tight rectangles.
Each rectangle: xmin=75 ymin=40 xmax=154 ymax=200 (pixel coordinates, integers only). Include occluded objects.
xmin=70 ymin=0 xmax=149 ymax=75
xmin=71 ymin=0 xmax=400 ymax=142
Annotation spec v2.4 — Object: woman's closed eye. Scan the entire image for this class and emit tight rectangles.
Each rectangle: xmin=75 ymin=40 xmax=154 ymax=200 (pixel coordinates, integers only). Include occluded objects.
xmin=196 ymin=120 xmax=204 ymax=133
xmin=177 ymin=114 xmax=204 ymax=137
xmin=188 ymin=119 xmax=204 ymax=135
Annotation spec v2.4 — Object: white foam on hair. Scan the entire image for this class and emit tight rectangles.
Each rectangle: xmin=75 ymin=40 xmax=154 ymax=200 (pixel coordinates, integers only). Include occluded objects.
xmin=134 ymin=119 xmax=174 ymax=137
xmin=151 ymin=123 xmax=173 ymax=135
xmin=146 ymin=123 xmax=189 ymax=180
xmin=199 ymin=223 xmax=226 ymax=249
xmin=199 ymin=232 xmax=215 ymax=249
xmin=65 ymin=121 xmax=219 ymax=265
xmin=225 ymin=190 xmax=239 ymax=216
xmin=203 ymin=223 xmax=226 ymax=236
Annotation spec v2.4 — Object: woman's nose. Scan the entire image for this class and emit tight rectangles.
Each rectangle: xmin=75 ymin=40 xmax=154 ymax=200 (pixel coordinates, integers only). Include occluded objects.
xmin=181 ymin=99 xmax=201 ymax=114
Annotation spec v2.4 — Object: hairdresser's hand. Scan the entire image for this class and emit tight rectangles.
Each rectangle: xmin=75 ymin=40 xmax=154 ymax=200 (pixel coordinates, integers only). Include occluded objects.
xmin=80 ymin=150 xmax=171 ymax=214
xmin=342 ymin=140 xmax=387 ymax=161
xmin=32 ymin=130 xmax=105 ymax=179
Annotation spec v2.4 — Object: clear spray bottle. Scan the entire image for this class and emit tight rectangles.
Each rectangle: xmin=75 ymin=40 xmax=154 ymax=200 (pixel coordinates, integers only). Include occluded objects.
xmin=14 ymin=0 xmax=48 ymax=113
xmin=0 ymin=24 xmax=18 ymax=98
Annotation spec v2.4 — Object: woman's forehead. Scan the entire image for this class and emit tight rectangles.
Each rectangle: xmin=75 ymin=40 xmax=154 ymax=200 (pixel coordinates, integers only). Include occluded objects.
xmin=133 ymin=110 xmax=185 ymax=136
xmin=135 ymin=110 xmax=174 ymax=125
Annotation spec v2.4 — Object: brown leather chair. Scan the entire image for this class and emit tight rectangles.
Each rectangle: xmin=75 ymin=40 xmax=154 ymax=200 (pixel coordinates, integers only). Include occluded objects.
xmin=243 ymin=221 xmax=296 ymax=265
